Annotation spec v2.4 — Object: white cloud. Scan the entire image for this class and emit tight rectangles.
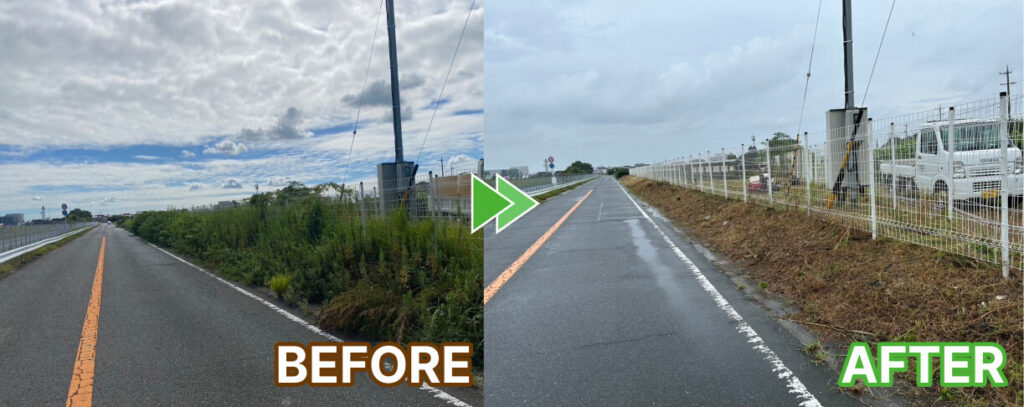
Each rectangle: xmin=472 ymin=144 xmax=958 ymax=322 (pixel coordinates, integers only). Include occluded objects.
xmin=0 ymin=0 xmax=483 ymax=218
xmin=204 ymin=140 xmax=249 ymax=156
xmin=134 ymin=155 xmax=160 ymax=160
xmin=266 ymin=176 xmax=292 ymax=187
xmin=0 ymin=0 xmax=483 ymax=151
xmin=221 ymin=178 xmax=244 ymax=189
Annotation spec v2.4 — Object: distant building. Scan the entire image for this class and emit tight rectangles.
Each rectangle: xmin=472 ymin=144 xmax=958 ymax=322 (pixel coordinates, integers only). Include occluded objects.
xmin=509 ymin=166 xmax=529 ymax=178
xmin=483 ymin=166 xmax=530 ymax=179
xmin=0 ymin=213 xmax=24 ymax=226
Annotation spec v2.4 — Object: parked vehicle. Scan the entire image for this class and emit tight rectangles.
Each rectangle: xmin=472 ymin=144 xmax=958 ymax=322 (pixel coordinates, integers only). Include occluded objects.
xmin=748 ymin=172 xmax=779 ymax=193
xmin=878 ymin=119 xmax=1023 ymax=203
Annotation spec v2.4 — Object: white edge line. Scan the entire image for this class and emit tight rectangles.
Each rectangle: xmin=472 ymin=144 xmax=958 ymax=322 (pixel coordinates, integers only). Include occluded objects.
xmin=614 ymin=181 xmax=823 ymax=407
xmin=138 ymin=235 xmax=472 ymax=407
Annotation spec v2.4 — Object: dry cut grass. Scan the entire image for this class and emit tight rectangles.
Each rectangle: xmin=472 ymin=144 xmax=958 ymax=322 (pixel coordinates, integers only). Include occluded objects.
xmin=621 ymin=176 xmax=1022 ymax=406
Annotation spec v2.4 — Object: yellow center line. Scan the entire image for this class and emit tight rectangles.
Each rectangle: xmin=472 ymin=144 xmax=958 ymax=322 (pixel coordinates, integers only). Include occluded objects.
xmin=483 ymin=189 xmax=594 ymax=305
xmin=66 ymin=236 xmax=105 ymax=407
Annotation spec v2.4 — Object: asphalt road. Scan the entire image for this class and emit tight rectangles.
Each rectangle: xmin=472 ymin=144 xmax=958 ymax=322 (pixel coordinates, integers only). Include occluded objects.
xmin=0 ymin=223 xmax=479 ymax=406
xmin=484 ymin=176 xmax=860 ymax=406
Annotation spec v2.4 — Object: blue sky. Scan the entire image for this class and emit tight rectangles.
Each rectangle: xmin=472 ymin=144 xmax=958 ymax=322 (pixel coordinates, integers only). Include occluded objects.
xmin=0 ymin=0 xmax=482 ymax=219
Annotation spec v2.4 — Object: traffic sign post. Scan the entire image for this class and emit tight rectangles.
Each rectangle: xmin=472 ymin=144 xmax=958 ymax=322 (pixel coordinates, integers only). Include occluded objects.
xmin=547 ymin=156 xmax=556 ymax=187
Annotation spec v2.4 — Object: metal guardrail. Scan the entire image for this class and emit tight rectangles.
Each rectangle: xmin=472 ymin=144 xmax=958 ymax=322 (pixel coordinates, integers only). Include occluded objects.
xmin=505 ymin=174 xmax=599 ymax=196
xmin=0 ymin=222 xmax=96 ymax=258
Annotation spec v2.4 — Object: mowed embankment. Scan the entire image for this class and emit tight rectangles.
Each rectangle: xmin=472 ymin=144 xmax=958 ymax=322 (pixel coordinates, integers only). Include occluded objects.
xmin=620 ymin=176 xmax=1022 ymax=406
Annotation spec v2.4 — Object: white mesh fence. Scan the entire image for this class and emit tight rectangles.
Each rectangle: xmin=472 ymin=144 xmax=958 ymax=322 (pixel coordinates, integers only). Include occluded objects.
xmin=633 ymin=95 xmax=1024 ymax=276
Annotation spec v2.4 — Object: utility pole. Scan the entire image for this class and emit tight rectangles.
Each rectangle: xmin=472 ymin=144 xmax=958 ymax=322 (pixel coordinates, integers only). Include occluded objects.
xmin=386 ymin=0 xmax=404 ymax=163
xmin=842 ymin=0 xmax=855 ymax=109
xmin=1000 ymin=65 xmax=1015 ymax=115
xmin=375 ymin=0 xmax=417 ymax=211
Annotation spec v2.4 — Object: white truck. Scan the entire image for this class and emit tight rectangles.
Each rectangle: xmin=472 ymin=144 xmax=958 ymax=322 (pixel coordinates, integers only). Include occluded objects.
xmin=878 ymin=119 xmax=1023 ymax=203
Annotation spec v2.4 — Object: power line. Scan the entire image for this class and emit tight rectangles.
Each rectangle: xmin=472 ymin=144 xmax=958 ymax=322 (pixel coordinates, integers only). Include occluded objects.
xmin=342 ymin=0 xmax=385 ymax=182
xmin=414 ymin=0 xmax=477 ymax=166
xmin=796 ymin=0 xmax=823 ymax=136
xmin=860 ymin=0 xmax=896 ymax=107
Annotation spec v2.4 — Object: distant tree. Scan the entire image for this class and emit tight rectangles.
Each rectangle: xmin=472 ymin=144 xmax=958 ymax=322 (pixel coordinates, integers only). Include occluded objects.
xmin=276 ymin=181 xmax=312 ymax=203
xmin=564 ymin=161 xmax=594 ymax=174
xmin=67 ymin=208 xmax=92 ymax=222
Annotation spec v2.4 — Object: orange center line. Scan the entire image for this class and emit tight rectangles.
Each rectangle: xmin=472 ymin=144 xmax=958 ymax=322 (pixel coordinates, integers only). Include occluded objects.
xmin=66 ymin=236 xmax=105 ymax=407
xmin=483 ymin=189 xmax=594 ymax=305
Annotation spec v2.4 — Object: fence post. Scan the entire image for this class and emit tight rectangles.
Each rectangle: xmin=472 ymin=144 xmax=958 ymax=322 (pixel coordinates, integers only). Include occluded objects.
xmin=429 ymin=172 xmax=439 ymax=258
xmin=718 ymin=148 xmax=725 ymax=199
xmin=741 ymin=144 xmax=748 ymax=203
xmin=868 ymin=118 xmax=877 ymax=240
xmin=999 ymin=92 xmax=1010 ymax=278
xmin=359 ymin=181 xmax=367 ymax=237
xmin=766 ymin=139 xmax=773 ymax=205
xmin=689 ymin=155 xmax=695 ymax=188
xmin=946 ymin=107 xmax=956 ymax=220
xmin=889 ymin=122 xmax=897 ymax=211
xmin=698 ymin=154 xmax=705 ymax=192
xmin=376 ymin=185 xmax=383 ymax=217
xmin=675 ymin=160 xmax=681 ymax=186
xmin=804 ymin=132 xmax=811 ymax=214
xmin=684 ymin=158 xmax=690 ymax=187
xmin=707 ymin=151 xmax=715 ymax=196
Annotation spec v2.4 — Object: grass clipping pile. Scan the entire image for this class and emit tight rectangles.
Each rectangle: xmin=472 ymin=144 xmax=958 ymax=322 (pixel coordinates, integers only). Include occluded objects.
xmin=620 ymin=176 xmax=1022 ymax=406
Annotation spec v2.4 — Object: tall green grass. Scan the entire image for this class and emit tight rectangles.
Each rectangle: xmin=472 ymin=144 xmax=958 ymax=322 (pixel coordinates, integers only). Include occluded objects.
xmin=118 ymin=185 xmax=482 ymax=366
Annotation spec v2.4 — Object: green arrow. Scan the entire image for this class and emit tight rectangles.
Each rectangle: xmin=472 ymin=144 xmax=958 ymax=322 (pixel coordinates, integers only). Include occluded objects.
xmin=495 ymin=176 xmax=539 ymax=233
xmin=471 ymin=174 xmax=512 ymax=232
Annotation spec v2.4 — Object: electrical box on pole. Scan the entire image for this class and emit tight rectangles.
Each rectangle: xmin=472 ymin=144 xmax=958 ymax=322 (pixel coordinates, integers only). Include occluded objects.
xmin=825 ymin=0 xmax=868 ymax=207
xmin=376 ymin=0 xmax=417 ymax=211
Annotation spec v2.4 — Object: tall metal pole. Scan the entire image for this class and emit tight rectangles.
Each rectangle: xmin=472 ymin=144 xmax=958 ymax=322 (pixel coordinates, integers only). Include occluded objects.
xmin=842 ymin=0 xmax=855 ymax=109
xmin=999 ymin=92 xmax=1010 ymax=278
xmin=385 ymin=0 xmax=404 ymax=163
xmin=1000 ymin=66 xmax=1015 ymax=115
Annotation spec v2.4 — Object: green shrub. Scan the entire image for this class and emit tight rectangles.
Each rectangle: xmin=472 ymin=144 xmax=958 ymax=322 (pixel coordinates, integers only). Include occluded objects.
xmin=120 ymin=186 xmax=484 ymax=367
xmin=614 ymin=168 xmax=630 ymax=179
xmin=270 ymin=273 xmax=292 ymax=298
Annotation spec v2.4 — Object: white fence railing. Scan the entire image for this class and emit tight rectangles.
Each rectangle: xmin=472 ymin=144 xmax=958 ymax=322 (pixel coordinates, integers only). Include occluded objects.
xmin=633 ymin=94 xmax=1024 ymax=277
xmin=0 ymin=222 xmax=96 ymax=254
xmin=508 ymin=173 xmax=599 ymax=196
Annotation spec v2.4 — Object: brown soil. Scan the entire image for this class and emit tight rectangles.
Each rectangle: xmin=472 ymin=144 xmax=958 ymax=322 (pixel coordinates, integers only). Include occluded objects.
xmin=620 ymin=176 xmax=1023 ymax=406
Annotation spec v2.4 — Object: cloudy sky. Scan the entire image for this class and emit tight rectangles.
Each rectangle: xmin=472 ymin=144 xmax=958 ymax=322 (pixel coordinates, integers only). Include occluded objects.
xmin=0 ymin=0 xmax=482 ymax=219
xmin=484 ymin=0 xmax=1023 ymax=170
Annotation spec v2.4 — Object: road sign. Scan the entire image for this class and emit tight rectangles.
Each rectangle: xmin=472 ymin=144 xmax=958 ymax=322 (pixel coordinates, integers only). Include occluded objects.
xmin=547 ymin=156 xmax=554 ymax=164
xmin=470 ymin=174 xmax=537 ymax=233
xmin=548 ymin=163 xmax=555 ymax=170
xmin=61 ymin=203 xmax=68 ymax=210
xmin=62 ymin=210 xmax=68 ymax=217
